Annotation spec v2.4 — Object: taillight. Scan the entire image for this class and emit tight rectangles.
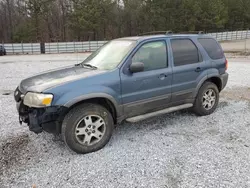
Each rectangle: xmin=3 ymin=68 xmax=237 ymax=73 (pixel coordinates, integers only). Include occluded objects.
xmin=225 ymin=59 xmax=228 ymax=70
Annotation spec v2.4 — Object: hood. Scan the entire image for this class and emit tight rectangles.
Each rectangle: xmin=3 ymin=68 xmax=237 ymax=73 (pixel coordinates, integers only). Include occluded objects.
xmin=19 ymin=65 xmax=106 ymax=93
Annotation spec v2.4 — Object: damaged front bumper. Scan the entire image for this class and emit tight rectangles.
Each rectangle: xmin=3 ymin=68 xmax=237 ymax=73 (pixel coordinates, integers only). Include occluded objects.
xmin=16 ymin=101 xmax=67 ymax=134
xmin=15 ymin=87 xmax=68 ymax=134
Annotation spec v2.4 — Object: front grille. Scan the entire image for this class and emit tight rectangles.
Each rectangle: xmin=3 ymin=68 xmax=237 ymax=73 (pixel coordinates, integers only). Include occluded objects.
xmin=14 ymin=87 xmax=22 ymax=102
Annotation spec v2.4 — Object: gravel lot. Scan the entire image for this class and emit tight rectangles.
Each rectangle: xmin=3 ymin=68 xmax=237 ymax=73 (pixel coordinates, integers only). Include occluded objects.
xmin=0 ymin=54 xmax=250 ymax=188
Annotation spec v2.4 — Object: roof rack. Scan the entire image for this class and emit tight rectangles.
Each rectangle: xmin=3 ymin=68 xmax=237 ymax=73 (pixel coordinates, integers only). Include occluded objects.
xmin=138 ymin=30 xmax=205 ymax=36
xmin=177 ymin=31 xmax=205 ymax=34
xmin=138 ymin=31 xmax=173 ymax=36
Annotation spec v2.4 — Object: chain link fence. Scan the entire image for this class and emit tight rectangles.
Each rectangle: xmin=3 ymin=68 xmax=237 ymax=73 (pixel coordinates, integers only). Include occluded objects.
xmin=1 ymin=30 xmax=250 ymax=55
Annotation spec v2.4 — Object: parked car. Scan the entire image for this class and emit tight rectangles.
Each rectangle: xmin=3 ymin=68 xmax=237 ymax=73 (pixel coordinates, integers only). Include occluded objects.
xmin=0 ymin=45 xmax=6 ymax=56
xmin=14 ymin=32 xmax=228 ymax=154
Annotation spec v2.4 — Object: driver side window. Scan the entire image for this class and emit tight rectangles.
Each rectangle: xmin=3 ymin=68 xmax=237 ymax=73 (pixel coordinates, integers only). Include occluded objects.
xmin=132 ymin=41 xmax=167 ymax=71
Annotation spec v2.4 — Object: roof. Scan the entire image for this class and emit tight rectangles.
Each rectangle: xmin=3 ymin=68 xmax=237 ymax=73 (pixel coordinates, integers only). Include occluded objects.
xmin=115 ymin=34 xmax=213 ymax=42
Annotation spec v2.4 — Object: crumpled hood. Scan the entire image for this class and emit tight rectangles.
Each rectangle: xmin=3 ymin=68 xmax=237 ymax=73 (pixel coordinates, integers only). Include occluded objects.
xmin=19 ymin=65 xmax=106 ymax=93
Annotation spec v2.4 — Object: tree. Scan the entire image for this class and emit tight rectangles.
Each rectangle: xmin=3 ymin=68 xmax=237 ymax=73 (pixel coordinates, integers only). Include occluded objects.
xmin=0 ymin=0 xmax=249 ymax=42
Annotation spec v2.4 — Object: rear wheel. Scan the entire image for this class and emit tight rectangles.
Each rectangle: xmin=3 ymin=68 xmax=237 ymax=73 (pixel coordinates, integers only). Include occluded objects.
xmin=61 ymin=103 xmax=114 ymax=154
xmin=193 ymin=82 xmax=219 ymax=116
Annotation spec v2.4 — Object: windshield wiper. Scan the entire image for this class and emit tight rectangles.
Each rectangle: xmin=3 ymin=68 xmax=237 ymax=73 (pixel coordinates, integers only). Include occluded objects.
xmin=82 ymin=63 xmax=98 ymax=70
xmin=75 ymin=63 xmax=81 ymax=66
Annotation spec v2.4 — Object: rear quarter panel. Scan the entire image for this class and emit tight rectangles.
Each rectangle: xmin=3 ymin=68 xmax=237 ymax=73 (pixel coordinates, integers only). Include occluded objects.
xmin=194 ymin=36 xmax=226 ymax=94
xmin=198 ymin=36 xmax=226 ymax=75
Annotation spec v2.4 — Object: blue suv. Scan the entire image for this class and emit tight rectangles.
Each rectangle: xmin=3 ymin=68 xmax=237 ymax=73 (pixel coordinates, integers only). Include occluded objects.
xmin=14 ymin=33 xmax=228 ymax=154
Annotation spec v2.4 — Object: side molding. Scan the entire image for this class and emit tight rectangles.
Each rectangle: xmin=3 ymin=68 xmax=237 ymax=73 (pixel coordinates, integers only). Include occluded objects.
xmin=126 ymin=103 xmax=193 ymax=123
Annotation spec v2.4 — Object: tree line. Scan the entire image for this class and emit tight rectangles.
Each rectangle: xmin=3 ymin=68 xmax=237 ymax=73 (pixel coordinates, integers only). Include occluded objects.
xmin=0 ymin=0 xmax=250 ymax=43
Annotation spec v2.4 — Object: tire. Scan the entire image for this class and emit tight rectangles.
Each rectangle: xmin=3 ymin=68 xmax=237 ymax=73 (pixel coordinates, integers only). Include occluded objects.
xmin=61 ymin=103 xmax=114 ymax=154
xmin=193 ymin=82 xmax=219 ymax=116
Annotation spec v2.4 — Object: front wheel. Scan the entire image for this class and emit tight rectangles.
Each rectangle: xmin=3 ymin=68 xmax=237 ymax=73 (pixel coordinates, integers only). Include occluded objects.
xmin=193 ymin=82 xmax=219 ymax=116
xmin=61 ymin=103 xmax=114 ymax=154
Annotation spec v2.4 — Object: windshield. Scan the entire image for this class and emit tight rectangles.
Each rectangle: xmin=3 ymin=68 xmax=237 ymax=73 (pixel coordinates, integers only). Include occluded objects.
xmin=82 ymin=40 xmax=136 ymax=70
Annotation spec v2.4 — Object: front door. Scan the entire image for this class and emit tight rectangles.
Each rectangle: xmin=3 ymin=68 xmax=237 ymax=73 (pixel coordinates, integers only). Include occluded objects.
xmin=120 ymin=40 xmax=172 ymax=118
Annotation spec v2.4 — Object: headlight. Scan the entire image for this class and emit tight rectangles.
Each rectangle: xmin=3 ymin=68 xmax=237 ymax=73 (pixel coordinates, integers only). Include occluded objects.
xmin=23 ymin=92 xmax=53 ymax=108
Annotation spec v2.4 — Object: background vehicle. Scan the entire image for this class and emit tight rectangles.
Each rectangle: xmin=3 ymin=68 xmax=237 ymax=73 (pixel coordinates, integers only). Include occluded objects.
xmin=0 ymin=45 xmax=6 ymax=56
xmin=14 ymin=32 xmax=228 ymax=154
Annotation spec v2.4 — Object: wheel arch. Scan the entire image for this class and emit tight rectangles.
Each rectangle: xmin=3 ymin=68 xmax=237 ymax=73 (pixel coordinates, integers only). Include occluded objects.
xmin=63 ymin=94 xmax=122 ymax=125
xmin=195 ymin=75 xmax=222 ymax=98
xmin=206 ymin=76 xmax=222 ymax=91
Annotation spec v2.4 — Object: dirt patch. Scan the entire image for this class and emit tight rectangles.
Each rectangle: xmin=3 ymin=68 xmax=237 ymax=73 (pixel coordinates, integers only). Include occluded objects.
xmin=0 ymin=61 xmax=16 ymax=65
xmin=218 ymin=101 xmax=230 ymax=109
xmin=0 ymin=134 xmax=30 ymax=177
xmin=165 ymin=157 xmax=184 ymax=188
xmin=225 ymin=52 xmax=250 ymax=59
xmin=239 ymin=51 xmax=250 ymax=56
xmin=0 ymin=90 xmax=13 ymax=96
xmin=207 ymin=128 xmax=220 ymax=136
xmin=221 ymin=87 xmax=250 ymax=101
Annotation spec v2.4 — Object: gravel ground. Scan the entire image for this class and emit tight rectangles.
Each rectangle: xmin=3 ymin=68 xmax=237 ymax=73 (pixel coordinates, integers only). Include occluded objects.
xmin=0 ymin=54 xmax=250 ymax=188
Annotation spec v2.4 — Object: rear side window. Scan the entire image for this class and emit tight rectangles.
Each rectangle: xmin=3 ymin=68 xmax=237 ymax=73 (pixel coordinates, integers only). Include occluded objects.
xmin=198 ymin=38 xmax=224 ymax=59
xmin=171 ymin=39 xmax=200 ymax=66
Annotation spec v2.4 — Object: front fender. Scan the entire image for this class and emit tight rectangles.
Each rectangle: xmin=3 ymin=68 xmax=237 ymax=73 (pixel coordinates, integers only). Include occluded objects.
xmin=63 ymin=93 xmax=120 ymax=108
xmin=55 ymin=86 xmax=120 ymax=105
xmin=52 ymin=86 xmax=122 ymax=116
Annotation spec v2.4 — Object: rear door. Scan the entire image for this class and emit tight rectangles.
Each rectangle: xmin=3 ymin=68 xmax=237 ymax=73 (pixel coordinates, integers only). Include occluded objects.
xmin=170 ymin=38 xmax=208 ymax=104
xmin=120 ymin=40 xmax=172 ymax=117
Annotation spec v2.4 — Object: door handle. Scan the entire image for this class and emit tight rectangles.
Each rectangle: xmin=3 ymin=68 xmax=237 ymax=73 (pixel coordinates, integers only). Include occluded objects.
xmin=195 ymin=67 xmax=201 ymax=72
xmin=158 ymin=74 xmax=168 ymax=80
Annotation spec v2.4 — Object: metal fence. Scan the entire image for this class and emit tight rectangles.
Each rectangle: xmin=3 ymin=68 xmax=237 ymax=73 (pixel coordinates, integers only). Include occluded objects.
xmin=2 ymin=43 xmax=41 ymax=54
xmin=45 ymin=41 xmax=107 ymax=54
xmin=208 ymin=30 xmax=250 ymax=41
xmin=1 ymin=30 xmax=250 ymax=55
xmin=2 ymin=41 xmax=108 ymax=55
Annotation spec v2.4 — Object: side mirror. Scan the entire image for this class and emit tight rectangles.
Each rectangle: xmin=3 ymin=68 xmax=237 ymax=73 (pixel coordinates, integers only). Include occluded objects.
xmin=129 ymin=62 xmax=144 ymax=73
